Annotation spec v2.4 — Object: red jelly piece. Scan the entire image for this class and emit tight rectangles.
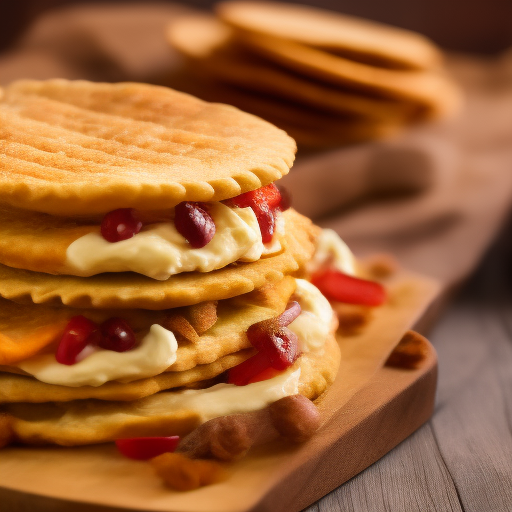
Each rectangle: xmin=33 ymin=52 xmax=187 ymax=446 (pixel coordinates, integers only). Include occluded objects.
xmin=252 ymin=202 xmax=275 ymax=244
xmin=224 ymin=184 xmax=283 ymax=243
xmin=99 ymin=318 xmax=138 ymax=352
xmin=115 ymin=436 xmax=180 ymax=460
xmin=56 ymin=316 xmax=99 ymax=365
xmin=311 ymin=270 xmax=387 ymax=306
xmin=100 ymin=208 xmax=142 ymax=243
xmin=247 ymin=301 xmax=302 ymax=370
xmin=225 ymin=184 xmax=281 ymax=210
xmin=174 ymin=201 xmax=216 ymax=248
xmin=247 ymin=366 xmax=282 ymax=385
xmin=276 ymin=301 xmax=301 ymax=327
xmin=227 ymin=352 xmax=272 ymax=386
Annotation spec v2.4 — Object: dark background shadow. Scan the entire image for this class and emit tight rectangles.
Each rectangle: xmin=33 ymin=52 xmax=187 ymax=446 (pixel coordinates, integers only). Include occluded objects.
xmin=1 ymin=0 xmax=511 ymax=55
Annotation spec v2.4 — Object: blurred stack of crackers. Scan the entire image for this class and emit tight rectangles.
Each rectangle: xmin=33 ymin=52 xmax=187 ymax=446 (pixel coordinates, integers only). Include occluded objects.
xmin=167 ymin=1 xmax=463 ymax=149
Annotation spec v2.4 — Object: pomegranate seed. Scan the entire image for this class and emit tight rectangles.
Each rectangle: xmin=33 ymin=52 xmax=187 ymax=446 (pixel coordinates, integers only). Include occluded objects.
xmin=227 ymin=352 xmax=273 ymax=386
xmin=228 ymin=302 xmax=302 ymax=385
xmin=174 ymin=202 xmax=216 ymax=248
xmin=311 ymin=270 xmax=387 ymax=306
xmin=254 ymin=326 xmax=299 ymax=370
xmin=99 ymin=318 xmax=138 ymax=352
xmin=101 ymin=208 xmax=142 ymax=243
xmin=56 ymin=316 xmax=99 ymax=365
xmin=116 ymin=436 xmax=180 ymax=460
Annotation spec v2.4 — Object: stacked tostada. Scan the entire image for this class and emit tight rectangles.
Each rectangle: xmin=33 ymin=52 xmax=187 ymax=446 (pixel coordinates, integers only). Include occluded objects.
xmin=0 ymin=79 xmax=378 ymax=453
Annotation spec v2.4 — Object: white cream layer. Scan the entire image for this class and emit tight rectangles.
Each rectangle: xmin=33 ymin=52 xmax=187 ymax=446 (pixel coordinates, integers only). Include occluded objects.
xmin=66 ymin=203 xmax=284 ymax=280
xmin=140 ymin=367 xmax=301 ymax=423
xmin=16 ymin=324 xmax=178 ymax=387
xmin=288 ymin=279 xmax=334 ymax=353
xmin=15 ymin=279 xmax=332 ymax=389
xmin=309 ymin=228 xmax=356 ymax=276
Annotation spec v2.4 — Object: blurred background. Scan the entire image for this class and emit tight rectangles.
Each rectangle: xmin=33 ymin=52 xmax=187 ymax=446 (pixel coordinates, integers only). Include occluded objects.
xmin=2 ymin=0 xmax=512 ymax=54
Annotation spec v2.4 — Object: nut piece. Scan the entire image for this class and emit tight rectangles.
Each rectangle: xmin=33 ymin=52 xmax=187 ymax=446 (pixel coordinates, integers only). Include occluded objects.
xmin=188 ymin=301 xmax=218 ymax=334
xmin=151 ymin=452 xmax=225 ymax=491
xmin=164 ymin=314 xmax=199 ymax=343
xmin=386 ymin=330 xmax=429 ymax=369
xmin=0 ymin=414 xmax=14 ymax=449
xmin=177 ymin=414 xmax=257 ymax=461
xmin=269 ymin=395 xmax=321 ymax=443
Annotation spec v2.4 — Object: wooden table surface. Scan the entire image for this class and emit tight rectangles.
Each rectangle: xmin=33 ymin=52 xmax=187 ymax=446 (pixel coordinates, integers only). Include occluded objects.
xmin=305 ymin=219 xmax=512 ymax=512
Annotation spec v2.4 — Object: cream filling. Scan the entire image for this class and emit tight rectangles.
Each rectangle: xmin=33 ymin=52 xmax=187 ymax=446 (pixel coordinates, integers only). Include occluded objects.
xmin=65 ymin=203 xmax=284 ymax=280
xmin=309 ymin=228 xmax=356 ymax=276
xmin=15 ymin=324 xmax=178 ymax=387
xmin=137 ymin=367 xmax=301 ymax=423
xmin=289 ymin=279 xmax=334 ymax=353
xmin=15 ymin=278 xmax=332 ymax=392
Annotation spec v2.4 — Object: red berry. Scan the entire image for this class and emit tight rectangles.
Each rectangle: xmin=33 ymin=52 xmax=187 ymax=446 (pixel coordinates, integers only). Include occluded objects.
xmin=227 ymin=352 xmax=273 ymax=386
xmin=174 ymin=202 xmax=216 ymax=248
xmin=99 ymin=318 xmax=138 ymax=352
xmin=311 ymin=270 xmax=387 ymax=306
xmin=115 ymin=436 xmax=180 ymax=460
xmin=56 ymin=316 xmax=99 ymax=365
xmin=100 ymin=208 xmax=142 ymax=243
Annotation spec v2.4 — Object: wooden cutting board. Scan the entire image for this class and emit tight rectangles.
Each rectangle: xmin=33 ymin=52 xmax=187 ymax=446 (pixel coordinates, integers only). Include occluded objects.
xmin=0 ymin=339 xmax=437 ymax=512
xmin=0 ymin=271 xmax=439 ymax=512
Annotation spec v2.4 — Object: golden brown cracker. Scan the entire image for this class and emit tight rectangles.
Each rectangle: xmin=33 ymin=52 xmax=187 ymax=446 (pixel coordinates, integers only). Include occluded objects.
xmin=0 ymin=209 xmax=317 ymax=310
xmin=217 ymin=1 xmax=442 ymax=70
xmin=1 ymin=336 xmax=338 ymax=446
xmin=0 ymin=275 xmax=296 ymax=369
xmin=168 ymin=15 xmax=419 ymax=122
xmin=0 ymin=79 xmax=295 ymax=215
xmin=234 ymin=33 xmax=462 ymax=119
xmin=0 ymin=350 xmax=252 ymax=404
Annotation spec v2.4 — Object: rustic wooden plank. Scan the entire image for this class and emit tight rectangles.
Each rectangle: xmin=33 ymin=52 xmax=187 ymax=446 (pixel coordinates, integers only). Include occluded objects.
xmin=304 ymin=423 xmax=463 ymax=512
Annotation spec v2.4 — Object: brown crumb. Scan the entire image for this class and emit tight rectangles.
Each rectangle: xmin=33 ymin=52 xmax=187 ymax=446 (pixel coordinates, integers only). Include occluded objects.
xmin=151 ymin=452 xmax=226 ymax=491
xmin=385 ymin=331 xmax=430 ymax=370
xmin=363 ymin=254 xmax=398 ymax=280
xmin=334 ymin=303 xmax=372 ymax=336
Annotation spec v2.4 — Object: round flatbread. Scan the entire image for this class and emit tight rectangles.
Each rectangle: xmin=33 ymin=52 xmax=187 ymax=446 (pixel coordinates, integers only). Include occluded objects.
xmin=217 ymin=1 xmax=442 ymax=70
xmin=168 ymin=15 xmax=419 ymax=122
xmin=0 ymin=209 xmax=318 ymax=310
xmin=232 ymin=33 xmax=462 ymax=118
xmin=0 ymin=79 xmax=296 ymax=215
xmin=0 ymin=276 xmax=296 ymax=370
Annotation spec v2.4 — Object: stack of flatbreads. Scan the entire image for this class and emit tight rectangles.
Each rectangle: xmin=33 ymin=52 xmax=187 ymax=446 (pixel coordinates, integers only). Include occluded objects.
xmin=0 ymin=80 xmax=438 ymax=487
xmin=167 ymin=1 xmax=463 ymax=149
xmin=0 ymin=78 xmax=344 ymax=450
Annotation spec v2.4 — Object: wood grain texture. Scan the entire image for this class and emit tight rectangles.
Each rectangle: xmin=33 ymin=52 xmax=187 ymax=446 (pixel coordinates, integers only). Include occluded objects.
xmin=306 ymin=217 xmax=512 ymax=512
